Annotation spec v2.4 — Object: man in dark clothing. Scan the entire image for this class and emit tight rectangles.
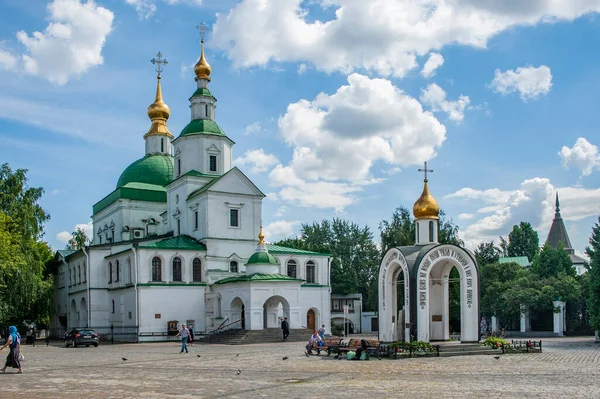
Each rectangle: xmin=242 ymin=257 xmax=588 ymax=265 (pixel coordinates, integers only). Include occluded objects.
xmin=281 ymin=317 xmax=290 ymax=341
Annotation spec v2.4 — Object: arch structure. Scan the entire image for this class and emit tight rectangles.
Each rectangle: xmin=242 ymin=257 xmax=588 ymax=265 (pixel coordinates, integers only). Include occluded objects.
xmin=378 ymin=244 xmax=479 ymax=343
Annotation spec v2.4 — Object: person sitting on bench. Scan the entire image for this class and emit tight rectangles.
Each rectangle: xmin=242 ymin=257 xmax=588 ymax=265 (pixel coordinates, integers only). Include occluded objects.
xmin=305 ymin=331 xmax=322 ymax=356
xmin=354 ymin=339 xmax=368 ymax=360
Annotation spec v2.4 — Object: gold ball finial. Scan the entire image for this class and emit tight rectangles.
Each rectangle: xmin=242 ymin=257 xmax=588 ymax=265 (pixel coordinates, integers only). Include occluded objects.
xmin=147 ymin=76 xmax=171 ymax=120
xmin=258 ymin=222 xmax=265 ymax=244
xmin=145 ymin=52 xmax=173 ymax=139
xmin=413 ymin=161 xmax=440 ymax=219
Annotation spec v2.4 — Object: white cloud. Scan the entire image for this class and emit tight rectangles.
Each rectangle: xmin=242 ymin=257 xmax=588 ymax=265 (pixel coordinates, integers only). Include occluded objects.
xmin=274 ymin=206 xmax=287 ymax=217
xmin=420 ymin=83 xmax=470 ymax=122
xmin=0 ymin=45 xmax=18 ymax=70
xmin=269 ymin=73 xmax=446 ymax=210
xmin=448 ymin=178 xmax=600 ymax=251
xmin=490 ymin=65 xmax=553 ymax=101
xmin=3 ymin=0 xmax=115 ymax=85
xmin=559 ymin=137 xmax=600 ymax=177
xmin=263 ymin=220 xmax=300 ymax=242
xmin=458 ymin=213 xmax=476 ymax=221
xmin=234 ymin=149 xmax=279 ymax=174
xmin=212 ymin=0 xmax=600 ymax=77
xmin=421 ymin=53 xmax=444 ymax=78
xmin=125 ymin=0 xmax=157 ymax=19
xmin=244 ymin=121 xmax=262 ymax=135
xmin=297 ymin=63 xmax=308 ymax=75
xmin=56 ymin=221 xmax=93 ymax=244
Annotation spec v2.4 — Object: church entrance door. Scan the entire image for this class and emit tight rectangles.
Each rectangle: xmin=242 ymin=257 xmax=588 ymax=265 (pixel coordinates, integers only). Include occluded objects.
xmin=263 ymin=296 xmax=290 ymax=329
xmin=307 ymin=309 xmax=315 ymax=331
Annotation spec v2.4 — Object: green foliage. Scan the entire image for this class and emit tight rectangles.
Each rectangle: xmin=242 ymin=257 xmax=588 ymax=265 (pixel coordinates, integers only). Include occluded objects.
xmin=506 ymin=222 xmax=540 ymax=262
xmin=68 ymin=227 xmax=91 ymax=250
xmin=275 ymin=218 xmax=380 ymax=311
xmin=390 ymin=340 xmax=435 ymax=352
xmin=0 ymin=164 xmax=54 ymax=327
xmin=474 ymin=241 xmax=501 ymax=266
xmin=482 ymin=336 xmax=510 ymax=347
xmin=586 ymin=216 xmax=600 ymax=331
xmin=480 ymin=262 xmax=525 ymax=328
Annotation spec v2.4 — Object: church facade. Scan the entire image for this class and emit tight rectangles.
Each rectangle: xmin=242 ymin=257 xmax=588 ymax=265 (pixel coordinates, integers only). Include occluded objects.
xmin=51 ymin=41 xmax=331 ymax=340
xmin=378 ymin=169 xmax=480 ymax=343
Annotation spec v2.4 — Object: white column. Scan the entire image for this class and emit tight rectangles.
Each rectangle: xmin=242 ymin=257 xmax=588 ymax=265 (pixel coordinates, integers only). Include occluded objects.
xmin=442 ymin=274 xmax=450 ymax=340
xmin=520 ymin=305 xmax=531 ymax=333
xmin=491 ymin=316 xmax=498 ymax=333
xmin=552 ymin=300 xmax=566 ymax=336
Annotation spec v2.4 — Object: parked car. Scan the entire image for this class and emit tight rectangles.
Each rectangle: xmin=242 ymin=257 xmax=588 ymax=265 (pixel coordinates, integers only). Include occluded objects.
xmin=64 ymin=329 xmax=99 ymax=348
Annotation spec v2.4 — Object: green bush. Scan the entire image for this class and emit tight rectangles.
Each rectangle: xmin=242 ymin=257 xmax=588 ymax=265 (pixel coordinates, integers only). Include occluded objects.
xmin=482 ymin=336 xmax=509 ymax=348
xmin=389 ymin=340 xmax=435 ymax=352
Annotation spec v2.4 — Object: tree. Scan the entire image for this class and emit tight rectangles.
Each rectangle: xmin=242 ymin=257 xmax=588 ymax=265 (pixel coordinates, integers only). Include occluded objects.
xmin=275 ymin=218 xmax=380 ymax=311
xmin=479 ymin=261 xmax=525 ymax=329
xmin=68 ymin=227 xmax=90 ymax=250
xmin=379 ymin=206 xmax=464 ymax=252
xmin=586 ymin=216 xmax=600 ymax=334
xmin=474 ymin=241 xmax=501 ymax=266
xmin=506 ymin=222 xmax=540 ymax=262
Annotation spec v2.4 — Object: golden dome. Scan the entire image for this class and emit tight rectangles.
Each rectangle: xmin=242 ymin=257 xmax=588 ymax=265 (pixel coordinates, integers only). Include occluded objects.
xmin=145 ymin=76 xmax=173 ymax=138
xmin=413 ymin=179 xmax=440 ymax=220
xmin=258 ymin=223 xmax=265 ymax=245
xmin=194 ymin=40 xmax=211 ymax=81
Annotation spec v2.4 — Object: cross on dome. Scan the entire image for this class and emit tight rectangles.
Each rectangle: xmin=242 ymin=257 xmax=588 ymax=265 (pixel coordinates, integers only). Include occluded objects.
xmin=151 ymin=51 xmax=168 ymax=78
xmin=418 ymin=161 xmax=433 ymax=182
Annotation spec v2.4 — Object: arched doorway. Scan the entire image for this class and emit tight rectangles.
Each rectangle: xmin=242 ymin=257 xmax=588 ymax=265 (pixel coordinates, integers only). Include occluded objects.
xmin=416 ymin=245 xmax=479 ymax=342
xmin=230 ymin=297 xmax=245 ymax=329
xmin=332 ymin=317 xmax=355 ymax=334
xmin=378 ymin=248 xmax=410 ymax=342
xmin=80 ymin=297 xmax=88 ymax=327
xmin=263 ymin=296 xmax=290 ymax=329
xmin=306 ymin=309 xmax=316 ymax=331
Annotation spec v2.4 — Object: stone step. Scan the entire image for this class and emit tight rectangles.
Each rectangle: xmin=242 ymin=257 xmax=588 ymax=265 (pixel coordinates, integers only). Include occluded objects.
xmin=439 ymin=349 xmax=502 ymax=357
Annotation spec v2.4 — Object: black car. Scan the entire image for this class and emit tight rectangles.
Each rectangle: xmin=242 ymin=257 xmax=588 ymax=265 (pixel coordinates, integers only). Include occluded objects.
xmin=64 ymin=329 xmax=99 ymax=347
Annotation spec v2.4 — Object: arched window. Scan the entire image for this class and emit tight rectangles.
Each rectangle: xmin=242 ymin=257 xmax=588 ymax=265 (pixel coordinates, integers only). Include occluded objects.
xmin=429 ymin=221 xmax=434 ymax=242
xmin=69 ymin=269 xmax=72 ymax=286
xmin=152 ymin=257 xmax=162 ymax=282
xmin=192 ymin=258 xmax=202 ymax=282
xmin=83 ymin=262 xmax=86 ymax=283
xmin=127 ymin=258 xmax=132 ymax=284
xmin=306 ymin=261 xmax=316 ymax=283
xmin=172 ymin=257 xmax=182 ymax=282
xmin=161 ymin=138 xmax=164 ymax=153
xmin=77 ymin=265 xmax=81 ymax=284
xmin=287 ymin=260 xmax=297 ymax=278
xmin=230 ymin=261 xmax=238 ymax=273
xmin=108 ymin=262 xmax=113 ymax=283
xmin=416 ymin=223 xmax=420 ymax=244
xmin=116 ymin=260 xmax=120 ymax=282
xmin=112 ymin=300 xmax=115 ymax=314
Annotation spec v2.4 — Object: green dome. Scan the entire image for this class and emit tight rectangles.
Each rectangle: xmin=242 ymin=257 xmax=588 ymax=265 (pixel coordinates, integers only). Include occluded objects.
xmin=117 ymin=154 xmax=174 ymax=188
xmin=179 ymin=119 xmax=227 ymax=138
xmin=247 ymin=252 xmax=279 ymax=266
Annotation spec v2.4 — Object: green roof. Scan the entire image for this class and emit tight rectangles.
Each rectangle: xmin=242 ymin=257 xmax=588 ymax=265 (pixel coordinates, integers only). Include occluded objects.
xmin=93 ymin=183 xmax=166 ymax=215
xmin=499 ymin=256 xmax=531 ymax=267
xmin=116 ymin=154 xmax=174 ymax=188
xmin=179 ymin=119 xmax=233 ymax=142
xmin=57 ymin=249 xmax=77 ymax=258
xmin=247 ymin=251 xmax=279 ymax=265
xmin=213 ymin=273 xmax=303 ymax=285
xmin=169 ymin=169 xmax=218 ymax=185
xmin=191 ymin=88 xmax=215 ymax=99
xmin=266 ymin=244 xmax=330 ymax=256
xmin=138 ymin=235 xmax=207 ymax=250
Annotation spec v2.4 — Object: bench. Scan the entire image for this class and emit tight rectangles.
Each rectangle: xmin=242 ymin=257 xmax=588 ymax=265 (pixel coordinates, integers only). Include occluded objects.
xmin=336 ymin=339 xmax=382 ymax=360
xmin=311 ymin=337 xmax=343 ymax=356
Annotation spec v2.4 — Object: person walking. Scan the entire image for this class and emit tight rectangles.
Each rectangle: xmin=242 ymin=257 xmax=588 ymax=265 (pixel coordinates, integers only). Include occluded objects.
xmin=188 ymin=327 xmax=195 ymax=346
xmin=281 ymin=317 xmax=290 ymax=342
xmin=1 ymin=326 xmax=23 ymax=374
xmin=176 ymin=323 xmax=190 ymax=354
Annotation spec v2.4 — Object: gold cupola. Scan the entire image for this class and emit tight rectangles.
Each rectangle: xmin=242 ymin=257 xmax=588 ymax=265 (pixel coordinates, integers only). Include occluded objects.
xmin=413 ymin=162 xmax=440 ymax=220
xmin=145 ymin=52 xmax=173 ymax=139
xmin=258 ymin=223 xmax=265 ymax=245
xmin=194 ymin=38 xmax=211 ymax=81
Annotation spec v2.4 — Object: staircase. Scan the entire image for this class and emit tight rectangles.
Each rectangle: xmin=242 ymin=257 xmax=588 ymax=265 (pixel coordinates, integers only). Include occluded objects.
xmin=204 ymin=328 xmax=314 ymax=345
xmin=436 ymin=342 xmax=502 ymax=357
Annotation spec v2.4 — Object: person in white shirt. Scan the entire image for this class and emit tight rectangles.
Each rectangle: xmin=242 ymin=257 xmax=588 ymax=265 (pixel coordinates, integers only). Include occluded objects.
xmin=304 ymin=331 xmax=322 ymax=356
xmin=176 ymin=323 xmax=190 ymax=354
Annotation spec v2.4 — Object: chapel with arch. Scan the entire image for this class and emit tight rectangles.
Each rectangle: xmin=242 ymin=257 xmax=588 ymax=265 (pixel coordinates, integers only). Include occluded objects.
xmin=378 ymin=164 xmax=480 ymax=343
xmin=51 ymin=29 xmax=331 ymax=340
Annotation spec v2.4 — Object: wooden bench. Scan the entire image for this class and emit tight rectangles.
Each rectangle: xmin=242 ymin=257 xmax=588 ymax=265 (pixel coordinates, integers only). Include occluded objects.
xmin=336 ymin=339 xmax=382 ymax=360
xmin=311 ymin=337 xmax=343 ymax=356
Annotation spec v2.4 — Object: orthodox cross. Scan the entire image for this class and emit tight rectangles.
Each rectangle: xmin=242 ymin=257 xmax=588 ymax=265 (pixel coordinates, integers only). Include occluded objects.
xmin=418 ymin=161 xmax=433 ymax=181
xmin=196 ymin=22 xmax=209 ymax=42
xmin=151 ymin=52 xmax=168 ymax=78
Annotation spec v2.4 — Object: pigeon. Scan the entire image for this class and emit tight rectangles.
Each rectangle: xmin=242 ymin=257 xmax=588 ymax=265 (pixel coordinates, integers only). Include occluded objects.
xmin=282 ymin=356 xmax=289 ymax=360
xmin=493 ymin=356 xmax=500 ymax=360
xmin=236 ymin=369 xmax=241 ymax=375
xmin=197 ymin=355 xmax=201 ymax=358
xmin=235 ymin=353 xmax=239 ymax=357
xmin=122 ymin=358 xmax=128 ymax=361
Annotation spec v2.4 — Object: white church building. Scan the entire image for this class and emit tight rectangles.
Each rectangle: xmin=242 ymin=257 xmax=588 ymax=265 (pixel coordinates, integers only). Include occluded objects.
xmin=51 ymin=39 xmax=331 ymax=340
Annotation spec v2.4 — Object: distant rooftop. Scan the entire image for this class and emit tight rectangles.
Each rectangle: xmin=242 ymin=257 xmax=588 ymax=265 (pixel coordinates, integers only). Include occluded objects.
xmin=499 ymin=256 xmax=531 ymax=267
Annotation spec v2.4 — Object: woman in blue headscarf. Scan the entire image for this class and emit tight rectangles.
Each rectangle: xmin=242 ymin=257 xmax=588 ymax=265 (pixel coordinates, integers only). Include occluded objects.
xmin=1 ymin=326 xmax=23 ymax=373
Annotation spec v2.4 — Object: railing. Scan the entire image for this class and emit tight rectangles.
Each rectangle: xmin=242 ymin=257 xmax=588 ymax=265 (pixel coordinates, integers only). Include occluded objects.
xmin=207 ymin=318 xmax=244 ymax=343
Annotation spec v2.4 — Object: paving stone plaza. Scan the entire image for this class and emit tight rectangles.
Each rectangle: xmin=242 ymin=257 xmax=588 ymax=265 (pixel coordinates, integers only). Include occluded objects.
xmin=1 ymin=337 xmax=599 ymax=398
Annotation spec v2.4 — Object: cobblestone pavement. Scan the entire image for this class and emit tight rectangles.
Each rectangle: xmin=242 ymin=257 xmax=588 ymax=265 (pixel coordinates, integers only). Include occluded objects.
xmin=1 ymin=337 xmax=599 ymax=398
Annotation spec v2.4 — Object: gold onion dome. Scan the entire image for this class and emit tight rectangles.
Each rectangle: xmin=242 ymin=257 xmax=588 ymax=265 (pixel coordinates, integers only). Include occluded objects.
xmin=413 ymin=179 xmax=440 ymax=220
xmin=194 ymin=40 xmax=211 ymax=80
xmin=258 ymin=224 xmax=265 ymax=245
xmin=145 ymin=76 xmax=173 ymax=138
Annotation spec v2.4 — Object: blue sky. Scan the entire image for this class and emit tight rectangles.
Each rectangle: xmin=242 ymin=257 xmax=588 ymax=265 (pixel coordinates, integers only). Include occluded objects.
xmin=1 ymin=0 xmax=599 ymax=257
